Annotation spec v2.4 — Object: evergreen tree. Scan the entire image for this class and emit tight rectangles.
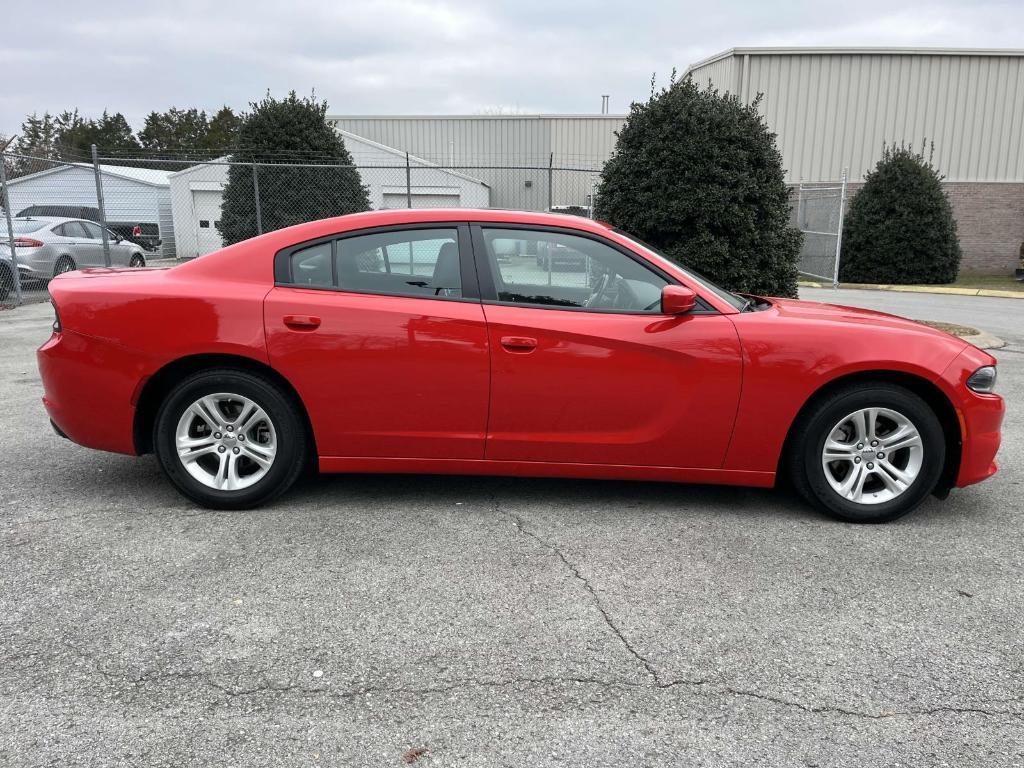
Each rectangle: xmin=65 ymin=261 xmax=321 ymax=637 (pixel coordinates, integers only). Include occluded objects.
xmin=203 ymin=106 xmax=242 ymax=152
xmin=595 ymin=76 xmax=802 ymax=297
xmin=840 ymin=144 xmax=961 ymax=284
xmin=138 ymin=107 xmax=211 ymax=151
xmin=218 ymin=92 xmax=369 ymax=245
xmin=55 ymin=110 xmax=140 ymax=157
xmin=10 ymin=113 xmax=60 ymax=175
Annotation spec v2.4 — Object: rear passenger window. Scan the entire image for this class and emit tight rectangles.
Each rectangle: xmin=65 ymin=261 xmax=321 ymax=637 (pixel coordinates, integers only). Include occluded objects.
xmin=63 ymin=222 xmax=88 ymax=238
xmin=336 ymin=229 xmax=461 ymax=298
xmin=290 ymin=242 xmax=333 ymax=287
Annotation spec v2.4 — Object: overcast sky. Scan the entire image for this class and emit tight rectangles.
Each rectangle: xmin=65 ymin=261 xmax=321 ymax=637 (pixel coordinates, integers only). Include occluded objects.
xmin=3 ymin=0 xmax=1022 ymax=137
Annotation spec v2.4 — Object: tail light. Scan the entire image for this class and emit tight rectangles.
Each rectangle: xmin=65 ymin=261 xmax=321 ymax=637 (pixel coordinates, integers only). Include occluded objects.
xmin=51 ymin=301 xmax=61 ymax=333
xmin=13 ymin=238 xmax=43 ymax=248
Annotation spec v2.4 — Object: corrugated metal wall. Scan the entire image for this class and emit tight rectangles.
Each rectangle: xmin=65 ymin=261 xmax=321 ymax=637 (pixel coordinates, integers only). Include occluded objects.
xmin=329 ymin=116 xmax=626 ymax=209
xmin=331 ymin=117 xmax=551 ymax=165
xmin=689 ymin=55 xmax=736 ymax=94
xmin=688 ymin=52 xmax=1024 ymax=183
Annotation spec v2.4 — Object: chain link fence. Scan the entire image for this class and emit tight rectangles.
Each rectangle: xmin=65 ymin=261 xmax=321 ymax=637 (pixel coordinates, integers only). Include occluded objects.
xmin=2 ymin=143 xmax=848 ymax=307
xmin=790 ymin=171 xmax=849 ymax=287
xmin=1 ymin=147 xmax=604 ymax=306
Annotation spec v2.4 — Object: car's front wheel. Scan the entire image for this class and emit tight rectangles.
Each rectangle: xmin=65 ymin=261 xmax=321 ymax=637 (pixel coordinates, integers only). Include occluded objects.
xmin=154 ymin=369 xmax=308 ymax=509
xmin=788 ymin=383 xmax=945 ymax=523
xmin=129 ymin=253 xmax=146 ymax=267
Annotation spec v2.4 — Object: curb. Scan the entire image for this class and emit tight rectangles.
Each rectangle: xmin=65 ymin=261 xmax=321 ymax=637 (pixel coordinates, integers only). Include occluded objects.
xmin=798 ymin=280 xmax=1024 ymax=299
xmin=960 ymin=331 xmax=1005 ymax=350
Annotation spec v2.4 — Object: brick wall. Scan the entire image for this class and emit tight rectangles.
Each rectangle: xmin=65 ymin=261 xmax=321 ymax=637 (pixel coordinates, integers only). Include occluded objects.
xmin=944 ymin=183 xmax=1024 ymax=274
xmin=835 ymin=181 xmax=1024 ymax=276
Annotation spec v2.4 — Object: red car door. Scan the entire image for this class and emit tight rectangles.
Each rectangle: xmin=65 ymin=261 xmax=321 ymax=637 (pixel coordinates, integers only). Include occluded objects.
xmin=473 ymin=225 xmax=743 ymax=469
xmin=265 ymin=224 xmax=490 ymax=460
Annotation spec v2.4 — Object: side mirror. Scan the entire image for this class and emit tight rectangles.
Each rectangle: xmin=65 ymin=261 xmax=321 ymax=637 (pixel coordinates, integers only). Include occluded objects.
xmin=661 ymin=285 xmax=696 ymax=314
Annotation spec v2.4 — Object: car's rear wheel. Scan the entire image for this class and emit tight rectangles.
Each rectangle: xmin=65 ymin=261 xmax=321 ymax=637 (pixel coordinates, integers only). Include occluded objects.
xmin=53 ymin=256 xmax=76 ymax=277
xmin=788 ymin=383 xmax=945 ymax=523
xmin=129 ymin=253 xmax=146 ymax=267
xmin=154 ymin=369 xmax=307 ymax=509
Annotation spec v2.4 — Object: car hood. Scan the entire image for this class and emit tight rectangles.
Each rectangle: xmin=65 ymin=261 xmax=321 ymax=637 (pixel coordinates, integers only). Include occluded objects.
xmin=765 ymin=296 xmax=965 ymax=342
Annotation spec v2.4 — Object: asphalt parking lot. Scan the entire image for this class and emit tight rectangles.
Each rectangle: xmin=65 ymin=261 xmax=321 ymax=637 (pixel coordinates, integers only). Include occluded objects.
xmin=1 ymin=290 xmax=1022 ymax=767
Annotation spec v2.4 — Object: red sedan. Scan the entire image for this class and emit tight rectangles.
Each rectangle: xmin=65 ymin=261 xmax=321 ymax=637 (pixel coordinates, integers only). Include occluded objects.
xmin=37 ymin=209 xmax=1003 ymax=522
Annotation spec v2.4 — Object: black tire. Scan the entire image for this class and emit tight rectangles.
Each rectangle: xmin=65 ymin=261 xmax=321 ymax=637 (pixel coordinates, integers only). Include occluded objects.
xmin=787 ymin=383 xmax=945 ymax=523
xmin=154 ymin=369 xmax=308 ymax=510
xmin=129 ymin=253 xmax=146 ymax=267
xmin=53 ymin=255 xmax=76 ymax=277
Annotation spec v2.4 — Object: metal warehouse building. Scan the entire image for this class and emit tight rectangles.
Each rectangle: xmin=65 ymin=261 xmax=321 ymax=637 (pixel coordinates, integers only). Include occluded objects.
xmin=686 ymin=47 xmax=1024 ymax=274
xmin=329 ymin=114 xmax=625 ymax=212
xmin=332 ymin=47 xmax=1024 ymax=275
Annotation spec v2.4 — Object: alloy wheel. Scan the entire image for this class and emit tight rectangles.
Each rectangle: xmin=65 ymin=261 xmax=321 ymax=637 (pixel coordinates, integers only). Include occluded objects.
xmin=175 ymin=393 xmax=277 ymax=491
xmin=820 ymin=407 xmax=924 ymax=505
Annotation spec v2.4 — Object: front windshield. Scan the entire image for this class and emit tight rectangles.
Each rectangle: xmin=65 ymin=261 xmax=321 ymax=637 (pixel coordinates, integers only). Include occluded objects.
xmin=613 ymin=228 xmax=749 ymax=311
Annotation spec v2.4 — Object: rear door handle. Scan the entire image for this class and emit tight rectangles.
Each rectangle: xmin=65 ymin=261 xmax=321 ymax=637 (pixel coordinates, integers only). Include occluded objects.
xmin=500 ymin=335 xmax=538 ymax=352
xmin=283 ymin=314 xmax=321 ymax=331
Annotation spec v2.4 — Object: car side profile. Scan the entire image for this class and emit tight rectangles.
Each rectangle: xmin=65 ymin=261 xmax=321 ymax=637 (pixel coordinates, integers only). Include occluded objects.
xmin=37 ymin=209 xmax=1003 ymax=522
xmin=1 ymin=216 xmax=146 ymax=299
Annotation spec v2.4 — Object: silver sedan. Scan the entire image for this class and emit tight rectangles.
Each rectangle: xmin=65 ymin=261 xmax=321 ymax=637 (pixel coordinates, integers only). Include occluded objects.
xmin=1 ymin=216 xmax=146 ymax=284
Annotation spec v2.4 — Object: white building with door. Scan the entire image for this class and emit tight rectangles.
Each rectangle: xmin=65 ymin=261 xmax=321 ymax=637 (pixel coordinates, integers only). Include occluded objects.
xmin=3 ymin=163 xmax=176 ymax=258
xmin=168 ymin=131 xmax=490 ymax=260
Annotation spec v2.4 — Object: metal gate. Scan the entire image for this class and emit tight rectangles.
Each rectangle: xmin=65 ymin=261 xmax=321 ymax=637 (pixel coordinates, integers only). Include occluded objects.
xmin=792 ymin=170 xmax=848 ymax=287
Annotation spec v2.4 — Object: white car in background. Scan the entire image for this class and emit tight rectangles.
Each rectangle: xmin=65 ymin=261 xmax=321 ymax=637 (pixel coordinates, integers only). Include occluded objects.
xmin=0 ymin=216 xmax=146 ymax=299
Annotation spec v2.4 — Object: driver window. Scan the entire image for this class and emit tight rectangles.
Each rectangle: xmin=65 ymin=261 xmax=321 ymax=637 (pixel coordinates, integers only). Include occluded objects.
xmin=481 ymin=228 xmax=667 ymax=312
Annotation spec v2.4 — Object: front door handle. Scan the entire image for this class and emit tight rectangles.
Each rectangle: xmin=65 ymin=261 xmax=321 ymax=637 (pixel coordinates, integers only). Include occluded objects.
xmin=500 ymin=335 xmax=538 ymax=352
xmin=283 ymin=314 xmax=321 ymax=331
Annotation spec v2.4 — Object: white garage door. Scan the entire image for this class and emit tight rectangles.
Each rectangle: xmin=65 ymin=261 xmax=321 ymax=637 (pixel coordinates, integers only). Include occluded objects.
xmin=193 ymin=190 xmax=224 ymax=256
xmin=382 ymin=193 xmax=461 ymax=209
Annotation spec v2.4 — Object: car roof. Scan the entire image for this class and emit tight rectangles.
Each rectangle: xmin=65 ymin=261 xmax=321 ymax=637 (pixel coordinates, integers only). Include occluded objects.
xmin=340 ymin=208 xmax=613 ymax=229
xmin=269 ymin=208 xmax=617 ymax=241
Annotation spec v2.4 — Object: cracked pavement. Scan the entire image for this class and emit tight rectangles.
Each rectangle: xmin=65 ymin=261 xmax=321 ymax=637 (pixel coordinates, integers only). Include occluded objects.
xmin=2 ymin=290 xmax=1023 ymax=767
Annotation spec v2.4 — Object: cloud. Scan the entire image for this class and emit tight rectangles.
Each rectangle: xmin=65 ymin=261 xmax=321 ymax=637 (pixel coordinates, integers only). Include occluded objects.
xmin=2 ymin=0 xmax=1022 ymax=136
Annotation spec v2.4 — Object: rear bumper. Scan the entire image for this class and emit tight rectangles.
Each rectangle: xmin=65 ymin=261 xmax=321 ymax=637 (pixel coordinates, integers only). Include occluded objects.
xmin=939 ymin=347 xmax=1005 ymax=488
xmin=37 ymin=330 xmax=144 ymax=455
xmin=3 ymin=248 xmax=50 ymax=275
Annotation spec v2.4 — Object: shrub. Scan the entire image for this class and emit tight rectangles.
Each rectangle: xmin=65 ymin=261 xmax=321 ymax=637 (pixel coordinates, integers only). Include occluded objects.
xmin=595 ymin=76 xmax=801 ymax=297
xmin=219 ymin=92 xmax=370 ymax=245
xmin=840 ymin=144 xmax=960 ymax=284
